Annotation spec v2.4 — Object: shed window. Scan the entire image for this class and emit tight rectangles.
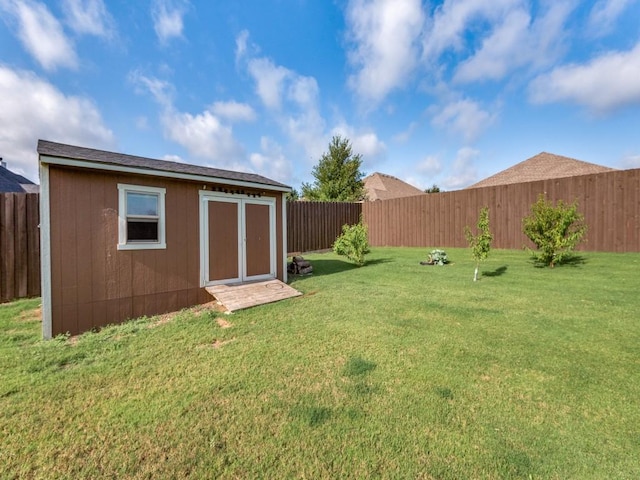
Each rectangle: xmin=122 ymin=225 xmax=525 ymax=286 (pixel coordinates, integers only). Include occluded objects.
xmin=118 ymin=184 xmax=166 ymax=250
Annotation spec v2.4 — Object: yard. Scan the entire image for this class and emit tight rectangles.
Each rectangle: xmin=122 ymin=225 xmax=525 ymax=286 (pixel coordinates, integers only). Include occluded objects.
xmin=1 ymin=247 xmax=639 ymax=479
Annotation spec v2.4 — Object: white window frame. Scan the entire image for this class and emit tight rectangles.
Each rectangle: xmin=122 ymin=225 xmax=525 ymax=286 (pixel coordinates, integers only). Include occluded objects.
xmin=118 ymin=184 xmax=166 ymax=250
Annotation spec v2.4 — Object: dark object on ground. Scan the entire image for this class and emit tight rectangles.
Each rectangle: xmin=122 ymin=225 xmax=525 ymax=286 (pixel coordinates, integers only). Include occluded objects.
xmin=288 ymin=256 xmax=313 ymax=275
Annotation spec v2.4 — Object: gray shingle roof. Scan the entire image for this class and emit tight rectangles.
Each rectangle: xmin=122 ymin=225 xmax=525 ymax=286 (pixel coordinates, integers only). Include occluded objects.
xmin=37 ymin=140 xmax=290 ymax=190
xmin=363 ymin=172 xmax=426 ymax=201
xmin=0 ymin=164 xmax=38 ymax=193
xmin=467 ymin=152 xmax=616 ymax=189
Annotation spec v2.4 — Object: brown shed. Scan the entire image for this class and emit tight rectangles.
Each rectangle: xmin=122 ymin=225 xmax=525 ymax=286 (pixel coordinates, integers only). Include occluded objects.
xmin=38 ymin=140 xmax=291 ymax=338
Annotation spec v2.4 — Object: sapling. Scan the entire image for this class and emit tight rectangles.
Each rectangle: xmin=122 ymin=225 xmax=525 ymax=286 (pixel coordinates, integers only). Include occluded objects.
xmin=464 ymin=207 xmax=493 ymax=281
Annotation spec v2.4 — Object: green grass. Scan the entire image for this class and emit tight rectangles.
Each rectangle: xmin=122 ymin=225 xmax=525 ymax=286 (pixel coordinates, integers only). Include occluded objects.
xmin=1 ymin=247 xmax=639 ymax=479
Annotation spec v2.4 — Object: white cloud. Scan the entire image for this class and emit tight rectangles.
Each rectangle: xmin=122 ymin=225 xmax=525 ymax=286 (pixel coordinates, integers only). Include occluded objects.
xmin=441 ymin=147 xmax=479 ymax=190
xmin=430 ymin=99 xmax=495 ymax=143
xmin=247 ymin=57 xmax=290 ymax=110
xmin=451 ymin=2 xmax=573 ymax=84
xmin=453 ymin=8 xmax=531 ymax=83
xmin=240 ymin=42 xmax=327 ymax=161
xmin=162 ymin=109 xmax=245 ymax=166
xmin=62 ymin=0 xmax=114 ymax=38
xmin=1 ymin=0 xmax=77 ymax=70
xmin=131 ymin=72 xmax=250 ymax=170
xmin=288 ymin=76 xmax=319 ymax=109
xmin=346 ymin=0 xmax=424 ymax=104
xmin=249 ymin=137 xmax=292 ymax=183
xmin=393 ymin=121 xmax=419 ymax=143
xmin=588 ymin=0 xmax=636 ymax=34
xmin=401 ymin=155 xmax=442 ymax=191
xmin=619 ymin=154 xmax=640 ymax=169
xmin=211 ymin=101 xmax=256 ymax=122
xmin=235 ymin=29 xmax=249 ymax=63
xmin=151 ymin=0 xmax=189 ymax=45
xmin=331 ymin=123 xmax=386 ymax=169
xmin=529 ymin=41 xmax=640 ymax=113
xmin=422 ymin=0 xmax=520 ymax=61
xmin=416 ymin=155 xmax=442 ymax=176
xmin=129 ymin=70 xmax=174 ymax=107
xmin=0 ymin=66 xmax=114 ymax=181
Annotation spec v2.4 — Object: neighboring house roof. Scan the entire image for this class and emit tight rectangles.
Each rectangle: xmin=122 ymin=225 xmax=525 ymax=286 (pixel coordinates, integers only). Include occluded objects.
xmin=0 ymin=162 xmax=39 ymax=193
xmin=37 ymin=140 xmax=290 ymax=191
xmin=468 ymin=152 xmax=616 ymax=189
xmin=364 ymin=172 xmax=425 ymax=201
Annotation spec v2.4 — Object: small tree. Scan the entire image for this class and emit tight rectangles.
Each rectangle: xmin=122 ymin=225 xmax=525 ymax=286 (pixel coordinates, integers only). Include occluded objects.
xmin=425 ymin=184 xmax=441 ymax=193
xmin=464 ymin=207 xmax=493 ymax=281
xmin=333 ymin=220 xmax=370 ymax=266
xmin=522 ymin=194 xmax=587 ymax=267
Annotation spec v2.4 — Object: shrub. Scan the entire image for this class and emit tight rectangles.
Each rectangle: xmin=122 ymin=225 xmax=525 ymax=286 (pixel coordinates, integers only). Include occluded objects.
xmin=464 ymin=207 xmax=493 ymax=281
xmin=424 ymin=249 xmax=449 ymax=265
xmin=522 ymin=194 xmax=587 ymax=267
xmin=333 ymin=220 xmax=370 ymax=266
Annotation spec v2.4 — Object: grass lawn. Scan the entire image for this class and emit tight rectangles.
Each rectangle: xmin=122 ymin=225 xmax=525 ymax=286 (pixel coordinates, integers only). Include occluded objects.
xmin=1 ymin=247 xmax=639 ymax=479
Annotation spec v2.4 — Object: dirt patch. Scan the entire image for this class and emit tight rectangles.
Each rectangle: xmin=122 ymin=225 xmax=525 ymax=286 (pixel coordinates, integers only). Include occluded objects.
xmin=192 ymin=301 xmax=228 ymax=316
xmin=216 ymin=318 xmax=233 ymax=329
xmin=212 ymin=338 xmax=236 ymax=349
xmin=17 ymin=306 xmax=42 ymax=322
xmin=148 ymin=312 xmax=177 ymax=329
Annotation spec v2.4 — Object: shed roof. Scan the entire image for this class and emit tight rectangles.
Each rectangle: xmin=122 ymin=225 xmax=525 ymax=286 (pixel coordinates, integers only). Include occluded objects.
xmin=467 ymin=152 xmax=616 ymax=189
xmin=363 ymin=172 xmax=426 ymax=201
xmin=0 ymin=163 xmax=38 ymax=193
xmin=37 ymin=140 xmax=290 ymax=191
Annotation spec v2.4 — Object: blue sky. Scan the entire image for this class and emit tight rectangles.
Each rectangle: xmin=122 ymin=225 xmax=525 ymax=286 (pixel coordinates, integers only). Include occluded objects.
xmin=1 ymin=0 xmax=639 ymax=191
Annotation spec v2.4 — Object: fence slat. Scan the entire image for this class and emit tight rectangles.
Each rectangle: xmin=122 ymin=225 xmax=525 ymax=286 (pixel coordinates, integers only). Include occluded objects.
xmin=1 ymin=193 xmax=40 ymax=303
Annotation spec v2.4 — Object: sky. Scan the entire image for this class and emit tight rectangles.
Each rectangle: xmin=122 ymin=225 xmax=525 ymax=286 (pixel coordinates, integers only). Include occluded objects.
xmin=1 ymin=0 xmax=640 ymax=191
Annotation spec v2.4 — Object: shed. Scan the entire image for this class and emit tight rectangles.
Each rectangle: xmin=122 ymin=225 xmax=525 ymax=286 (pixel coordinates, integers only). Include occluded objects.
xmin=38 ymin=140 xmax=291 ymax=338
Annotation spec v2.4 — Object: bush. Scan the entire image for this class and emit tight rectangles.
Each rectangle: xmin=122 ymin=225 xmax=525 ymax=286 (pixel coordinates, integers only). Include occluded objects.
xmin=522 ymin=194 xmax=587 ymax=267
xmin=333 ymin=221 xmax=370 ymax=266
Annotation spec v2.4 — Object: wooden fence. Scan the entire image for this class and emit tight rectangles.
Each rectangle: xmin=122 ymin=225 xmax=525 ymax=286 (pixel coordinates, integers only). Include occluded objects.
xmin=363 ymin=168 xmax=640 ymax=252
xmin=0 ymin=193 xmax=40 ymax=303
xmin=287 ymin=201 xmax=362 ymax=254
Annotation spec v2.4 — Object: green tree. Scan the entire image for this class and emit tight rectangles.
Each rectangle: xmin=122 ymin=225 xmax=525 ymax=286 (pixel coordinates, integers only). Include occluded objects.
xmin=425 ymin=184 xmax=441 ymax=193
xmin=301 ymin=136 xmax=365 ymax=201
xmin=464 ymin=207 xmax=493 ymax=281
xmin=522 ymin=194 xmax=587 ymax=268
xmin=286 ymin=188 xmax=300 ymax=201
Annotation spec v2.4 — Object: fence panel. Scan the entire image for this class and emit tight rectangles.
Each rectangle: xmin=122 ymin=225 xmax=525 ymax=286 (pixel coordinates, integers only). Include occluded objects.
xmin=287 ymin=201 xmax=362 ymax=254
xmin=363 ymin=169 xmax=640 ymax=253
xmin=0 ymin=193 xmax=40 ymax=303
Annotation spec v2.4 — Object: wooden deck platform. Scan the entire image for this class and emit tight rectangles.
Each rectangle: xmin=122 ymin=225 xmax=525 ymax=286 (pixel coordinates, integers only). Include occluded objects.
xmin=205 ymin=279 xmax=302 ymax=312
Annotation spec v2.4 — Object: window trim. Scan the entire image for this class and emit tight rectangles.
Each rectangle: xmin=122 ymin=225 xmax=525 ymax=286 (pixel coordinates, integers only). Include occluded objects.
xmin=118 ymin=184 xmax=166 ymax=250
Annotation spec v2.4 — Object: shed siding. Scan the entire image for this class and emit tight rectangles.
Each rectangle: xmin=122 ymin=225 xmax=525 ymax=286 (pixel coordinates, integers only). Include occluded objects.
xmin=48 ymin=165 xmax=283 ymax=336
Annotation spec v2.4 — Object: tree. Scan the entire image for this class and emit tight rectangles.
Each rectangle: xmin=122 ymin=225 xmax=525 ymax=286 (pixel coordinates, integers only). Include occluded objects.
xmin=464 ymin=207 xmax=493 ymax=281
xmin=301 ymin=136 xmax=365 ymax=201
xmin=425 ymin=184 xmax=441 ymax=193
xmin=286 ymin=188 xmax=300 ymax=201
xmin=522 ymin=194 xmax=587 ymax=268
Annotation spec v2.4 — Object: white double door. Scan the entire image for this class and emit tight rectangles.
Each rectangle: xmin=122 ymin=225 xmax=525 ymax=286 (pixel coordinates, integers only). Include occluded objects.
xmin=199 ymin=191 xmax=276 ymax=286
